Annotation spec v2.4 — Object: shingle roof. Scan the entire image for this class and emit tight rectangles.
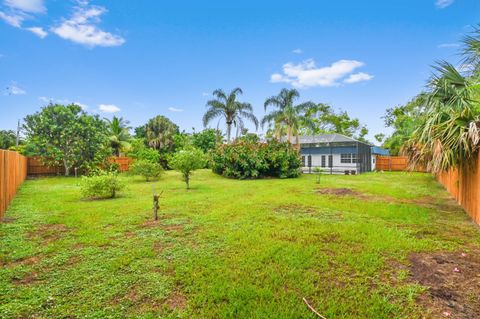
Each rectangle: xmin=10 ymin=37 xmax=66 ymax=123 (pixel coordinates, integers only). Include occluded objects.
xmin=285 ymin=133 xmax=366 ymax=145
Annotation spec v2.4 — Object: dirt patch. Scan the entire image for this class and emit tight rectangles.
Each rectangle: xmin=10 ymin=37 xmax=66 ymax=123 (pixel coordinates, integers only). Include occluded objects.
xmin=409 ymin=249 xmax=480 ymax=318
xmin=1 ymin=217 xmax=17 ymax=223
xmin=13 ymin=272 xmax=39 ymax=285
xmin=165 ymin=291 xmax=187 ymax=311
xmin=153 ymin=241 xmax=173 ymax=253
xmin=9 ymin=255 xmax=43 ymax=267
xmin=28 ymin=223 xmax=70 ymax=244
xmin=317 ymin=188 xmax=361 ymax=196
xmin=274 ymin=204 xmax=317 ymax=215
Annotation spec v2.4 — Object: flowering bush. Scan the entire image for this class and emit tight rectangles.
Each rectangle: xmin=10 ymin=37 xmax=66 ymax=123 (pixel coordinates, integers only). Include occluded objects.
xmin=210 ymin=139 xmax=301 ymax=179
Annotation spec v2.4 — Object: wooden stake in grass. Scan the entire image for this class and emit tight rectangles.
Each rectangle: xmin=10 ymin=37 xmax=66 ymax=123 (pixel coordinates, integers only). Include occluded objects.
xmin=303 ymin=297 xmax=328 ymax=319
xmin=153 ymin=191 xmax=163 ymax=221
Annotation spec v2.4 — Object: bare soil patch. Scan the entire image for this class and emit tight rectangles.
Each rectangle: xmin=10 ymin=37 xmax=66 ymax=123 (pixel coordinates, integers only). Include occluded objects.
xmin=27 ymin=223 xmax=70 ymax=244
xmin=274 ymin=204 xmax=317 ymax=215
xmin=165 ymin=291 xmax=187 ymax=311
xmin=409 ymin=249 xmax=480 ymax=318
xmin=317 ymin=188 xmax=360 ymax=196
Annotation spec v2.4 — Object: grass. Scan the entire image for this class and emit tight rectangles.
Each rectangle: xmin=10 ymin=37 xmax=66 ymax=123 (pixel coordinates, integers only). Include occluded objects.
xmin=1 ymin=170 xmax=479 ymax=318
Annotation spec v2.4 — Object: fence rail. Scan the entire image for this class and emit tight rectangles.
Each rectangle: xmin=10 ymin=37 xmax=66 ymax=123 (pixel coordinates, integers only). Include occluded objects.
xmin=0 ymin=150 xmax=27 ymax=219
xmin=375 ymin=156 xmax=408 ymax=171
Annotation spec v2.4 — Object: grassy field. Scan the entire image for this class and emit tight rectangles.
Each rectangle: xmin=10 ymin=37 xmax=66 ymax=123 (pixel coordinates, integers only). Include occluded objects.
xmin=1 ymin=170 xmax=479 ymax=318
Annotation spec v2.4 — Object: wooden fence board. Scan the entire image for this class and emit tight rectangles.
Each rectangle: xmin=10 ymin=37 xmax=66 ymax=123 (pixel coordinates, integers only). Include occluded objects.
xmin=27 ymin=156 xmax=133 ymax=175
xmin=0 ymin=150 xmax=27 ymax=219
xmin=436 ymin=153 xmax=480 ymax=224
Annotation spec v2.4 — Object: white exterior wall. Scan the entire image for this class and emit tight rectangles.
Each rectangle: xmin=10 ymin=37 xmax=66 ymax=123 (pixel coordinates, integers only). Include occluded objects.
xmin=302 ymin=154 xmax=358 ymax=174
xmin=371 ymin=155 xmax=376 ymax=171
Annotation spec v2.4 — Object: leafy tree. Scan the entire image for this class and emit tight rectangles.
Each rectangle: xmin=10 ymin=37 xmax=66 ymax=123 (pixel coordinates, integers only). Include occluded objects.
xmin=0 ymin=130 xmax=16 ymax=149
xmin=127 ymin=138 xmax=161 ymax=163
xmin=382 ymin=95 xmax=426 ymax=155
xmin=170 ymin=147 xmax=206 ymax=189
xmin=106 ymin=116 xmax=131 ymax=156
xmin=262 ymin=88 xmax=316 ymax=146
xmin=144 ymin=115 xmax=179 ymax=151
xmin=129 ymin=160 xmax=163 ymax=182
xmin=302 ymin=103 xmax=370 ymax=142
xmin=374 ymin=133 xmax=385 ymax=144
xmin=81 ymin=172 xmax=126 ymax=199
xmin=192 ymin=128 xmax=223 ymax=153
xmin=203 ymin=88 xmax=258 ymax=143
xmin=23 ymin=104 xmax=110 ymax=176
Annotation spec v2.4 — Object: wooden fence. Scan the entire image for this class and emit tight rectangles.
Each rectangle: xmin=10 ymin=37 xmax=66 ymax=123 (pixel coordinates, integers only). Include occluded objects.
xmin=27 ymin=156 xmax=133 ymax=176
xmin=0 ymin=150 xmax=27 ymax=219
xmin=436 ymin=153 xmax=480 ymax=224
xmin=375 ymin=156 xmax=409 ymax=171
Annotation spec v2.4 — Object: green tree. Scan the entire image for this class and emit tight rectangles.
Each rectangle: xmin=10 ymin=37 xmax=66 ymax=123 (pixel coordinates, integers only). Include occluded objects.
xmin=144 ymin=115 xmax=179 ymax=151
xmin=203 ymin=88 xmax=258 ymax=143
xmin=106 ymin=116 xmax=131 ymax=156
xmin=382 ymin=95 xmax=426 ymax=155
xmin=192 ymin=128 xmax=223 ymax=153
xmin=170 ymin=147 xmax=206 ymax=189
xmin=262 ymin=88 xmax=316 ymax=146
xmin=23 ymin=104 xmax=109 ymax=176
xmin=303 ymin=103 xmax=370 ymax=141
xmin=129 ymin=160 xmax=163 ymax=182
xmin=0 ymin=130 xmax=17 ymax=149
xmin=404 ymin=62 xmax=480 ymax=173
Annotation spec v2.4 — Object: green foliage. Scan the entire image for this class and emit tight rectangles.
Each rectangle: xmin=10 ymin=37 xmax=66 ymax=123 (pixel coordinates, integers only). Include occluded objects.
xmin=210 ymin=139 xmax=301 ymax=179
xmin=169 ymin=147 xmax=206 ymax=189
xmin=128 ymin=138 xmax=161 ymax=163
xmin=302 ymin=103 xmax=370 ymax=142
xmin=23 ymin=104 xmax=110 ymax=176
xmin=0 ymin=130 xmax=17 ymax=149
xmin=382 ymin=95 xmax=426 ymax=155
xmin=80 ymin=172 xmax=126 ymax=199
xmin=129 ymin=160 xmax=163 ymax=182
xmin=106 ymin=116 xmax=131 ymax=156
xmin=262 ymin=88 xmax=316 ymax=145
xmin=143 ymin=115 xmax=179 ymax=151
xmin=203 ymin=88 xmax=258 ymax=142
xmin=192 ymin=128 xmax=223 ymax=153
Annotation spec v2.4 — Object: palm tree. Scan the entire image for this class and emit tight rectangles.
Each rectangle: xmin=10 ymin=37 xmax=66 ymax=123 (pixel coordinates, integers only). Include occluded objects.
xmin=144 ymin=115 xmax=179 ymax=151
xmin=261 ymin=88 xmax=316 ymax=147
xmin=461 ymin=24 xmax=480 ymax=75
xmin=106 ymin=116 xmax=131 ymax=156
xmin=404 ymin=61 xmax=480 ymax=173
xmin=203 ymin=88 xmax=258 ymax=143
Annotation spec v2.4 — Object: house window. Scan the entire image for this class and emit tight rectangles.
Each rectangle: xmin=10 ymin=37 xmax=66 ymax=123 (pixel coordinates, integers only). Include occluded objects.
xmin=301 ymin=156 xmax=305 ymax=166
xmin=307 ymin=155 xmax=312 ymax=167
xmin=341 ymin=154 xmax=352 ymax=163
xmin=328 ymin=155 xmax=333 ymax=167
xmin=321 ymin=155 xmax=326 ymax=167
xmin=352 ymin=153 xmax=358 ymax=163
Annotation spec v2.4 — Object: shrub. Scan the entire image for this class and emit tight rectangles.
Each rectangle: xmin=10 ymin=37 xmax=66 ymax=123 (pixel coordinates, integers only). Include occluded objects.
xmin=129 ymin=160 xmax=163 ymax=181
xmin=170 ymin=147 xmax=206 ymax=189
xmin=210 ymin=139 xmax=301 ymax=179
xmin=81 ymin=172 xmax=126 ymax=199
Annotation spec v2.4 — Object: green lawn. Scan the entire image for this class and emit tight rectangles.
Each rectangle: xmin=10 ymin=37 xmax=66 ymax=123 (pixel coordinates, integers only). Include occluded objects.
xmin=1 ymin=171 xmax=479 ymax=318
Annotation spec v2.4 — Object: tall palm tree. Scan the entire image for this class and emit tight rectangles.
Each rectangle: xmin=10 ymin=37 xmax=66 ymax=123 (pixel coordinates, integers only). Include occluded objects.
xmin=404 ymin=62 xmax=480 ymax=173
xmin=144 ymin=115 xmax=179 ymax=151
xmin=461 ymin=24 xmax=480 ymax=76
xmin=106 ymin=116 xmax=131 ymax=156
xmin=203 ymin=88 xmax=258 ymax=143
xmin=261 ymin=88 xmax=316 ymax=147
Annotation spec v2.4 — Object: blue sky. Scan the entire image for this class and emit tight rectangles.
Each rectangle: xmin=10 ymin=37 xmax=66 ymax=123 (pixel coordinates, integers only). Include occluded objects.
xmin=1 ymin=0 xmax=479 ymax=140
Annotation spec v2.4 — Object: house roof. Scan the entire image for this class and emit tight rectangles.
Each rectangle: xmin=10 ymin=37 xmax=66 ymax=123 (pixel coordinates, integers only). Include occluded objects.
xmin=293 ymin=133 xmax=366 ymax=145
xmin=371 ymin=146 xmax=390 ymax=156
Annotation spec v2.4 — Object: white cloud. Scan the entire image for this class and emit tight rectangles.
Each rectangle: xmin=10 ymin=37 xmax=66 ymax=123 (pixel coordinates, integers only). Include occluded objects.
xmin=74 ymin=101 xmax=88 ymax=109
xmin=98 ymin=104 xmax=120 ymax=113
xmin=202 ymin=92 xmax=210 ymax=97
xmin=168 ymin=107 xmax=184 ymax=112
xmin=435 ymin=0 xmax=454 ymax=8
xmin=271 ymin=59 xmax=372 ymax=88
xmin=344 ymin=72 xmax=374 ymax=84
xmin=0 ymin=11 xmax=23 ymax=27
xmin=51 ymin=4 xmax=125 ymax=47
xmin=5 ymin=0 xmax=45 ymax=13
xmin=5 ymin=83 xmax=26 ymax=95
xmin=292 ymin=48 xmax=303 ymax=54
xmin=26 ymin=26 xmax=47 ymax=38
xmin=437 ymin=43 xmax=459 ymax=48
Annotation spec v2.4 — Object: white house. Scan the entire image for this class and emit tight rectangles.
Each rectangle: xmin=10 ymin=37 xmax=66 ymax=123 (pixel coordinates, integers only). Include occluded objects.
xmin=294 ymin=134 xmax=381 ymax=175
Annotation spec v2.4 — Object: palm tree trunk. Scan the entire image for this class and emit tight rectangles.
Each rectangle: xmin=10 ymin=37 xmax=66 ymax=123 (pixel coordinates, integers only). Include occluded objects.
xmin=226 ymin=122 xmax=232 ymax=143
xmin=287 ymin=126 xmax=292 ymax=144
